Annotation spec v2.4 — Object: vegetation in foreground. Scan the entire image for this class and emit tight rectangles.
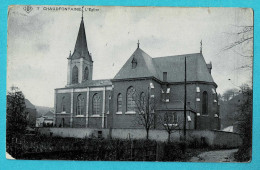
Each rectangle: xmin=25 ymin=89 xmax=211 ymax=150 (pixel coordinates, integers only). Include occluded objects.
xmin=7 ymin=133 xmax=238 ymax=161
xmin=234 ymin=86 xmax=252 ymax=162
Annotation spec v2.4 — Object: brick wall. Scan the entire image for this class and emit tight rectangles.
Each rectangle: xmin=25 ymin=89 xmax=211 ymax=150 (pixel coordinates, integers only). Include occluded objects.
xmin=55 ymin=87 xmax=111 ymax=128
xmin=111 ymin=79 xmax=161 ymax=129
xmin=111 ymin=79 xmax=220 ymax=130
xmin=156 ymin=110 xmax=196 ymax=130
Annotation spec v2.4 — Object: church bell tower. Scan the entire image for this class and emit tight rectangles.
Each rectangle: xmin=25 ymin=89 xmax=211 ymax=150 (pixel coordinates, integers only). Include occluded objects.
xmin=67 ymin=9 xmax=93 ymax=85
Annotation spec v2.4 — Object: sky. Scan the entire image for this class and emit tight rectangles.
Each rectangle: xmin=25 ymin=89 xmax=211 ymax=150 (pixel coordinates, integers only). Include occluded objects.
xmin=7 ymin=5 xmax=253 ymax=107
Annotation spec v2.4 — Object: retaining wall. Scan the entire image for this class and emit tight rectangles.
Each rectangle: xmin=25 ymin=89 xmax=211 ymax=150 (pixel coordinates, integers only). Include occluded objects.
xmin=38 ymin=128 xmax=242 ymax=148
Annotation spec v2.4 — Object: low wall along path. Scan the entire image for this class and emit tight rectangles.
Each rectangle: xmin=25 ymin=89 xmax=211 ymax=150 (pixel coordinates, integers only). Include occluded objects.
xmin=38 ymin=128 xmax=242 ymax=148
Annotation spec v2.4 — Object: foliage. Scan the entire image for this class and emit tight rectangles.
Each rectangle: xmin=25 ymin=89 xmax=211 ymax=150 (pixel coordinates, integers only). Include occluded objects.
xmin=8 ymin=134 xmax=198 ymax=161
xmin=220 ymin=88 xmax=240 ymax=102
xmin=162 ymin=141 xmax=187 ymax=161
xmin=234 ymin=85 xmax=252 ymax=162
xmin=6 ymin=87 xmax=28 ymax=137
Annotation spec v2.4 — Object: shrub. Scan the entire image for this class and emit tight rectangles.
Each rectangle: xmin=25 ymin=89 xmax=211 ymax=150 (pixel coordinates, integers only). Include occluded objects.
xmin=162 ymin=142 xmax=186 ymax=161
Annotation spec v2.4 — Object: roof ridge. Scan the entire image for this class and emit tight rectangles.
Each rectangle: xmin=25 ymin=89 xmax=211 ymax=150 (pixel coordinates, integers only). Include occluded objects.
xmin=153 ymin=52 xmax=201 ymax=59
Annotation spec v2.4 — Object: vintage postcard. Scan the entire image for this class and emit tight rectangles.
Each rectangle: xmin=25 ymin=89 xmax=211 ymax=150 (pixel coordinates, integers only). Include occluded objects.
xmin=6 ymin=5 xmax=253 ymax=162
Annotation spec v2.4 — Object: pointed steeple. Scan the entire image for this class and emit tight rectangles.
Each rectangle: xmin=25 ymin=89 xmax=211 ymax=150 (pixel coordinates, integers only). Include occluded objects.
xmin=200 ymin=40 xmax=202 ymax=54
xmin=71 ymin=9 xmax=92 ymax=62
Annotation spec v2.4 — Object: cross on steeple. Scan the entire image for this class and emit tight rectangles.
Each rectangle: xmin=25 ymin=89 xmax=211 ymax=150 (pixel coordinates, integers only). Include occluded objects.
xmin=81 ymin=6 xmax=84 ymax=20
xmin=200 ymin=40 xmax=202 ymax=54
xmin=137 ymin=40 xmax=140 ymax=48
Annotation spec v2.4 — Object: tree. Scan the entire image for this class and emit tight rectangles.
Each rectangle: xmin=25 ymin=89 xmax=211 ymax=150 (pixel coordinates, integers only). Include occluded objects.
xmin=234 ymin=84 xmax=252 ymax=162
xmin=6 ymin=86 xmax=28 ymax=137
xmin=222 ymin=88 xmax=240 ymax=101
xmin=134 ymin=88 xmax=158 ymax=140
xmin=158 ymin=112 xmax=181 ymax=143
xmin=223 ymin=25 xmax=253 ymax=70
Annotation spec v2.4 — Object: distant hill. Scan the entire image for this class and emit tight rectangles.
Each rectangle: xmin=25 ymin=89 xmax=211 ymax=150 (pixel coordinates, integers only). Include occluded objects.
xmin=35 ymin=105 xmax=54 ymax=118
xmin=24 ymin=99 xmax=36 ymax=109
xmin=219 ymin=93 xmax=244 ymax=129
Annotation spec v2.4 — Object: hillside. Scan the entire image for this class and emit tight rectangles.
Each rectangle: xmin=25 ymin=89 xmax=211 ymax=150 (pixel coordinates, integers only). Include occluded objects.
xmin=219 ymin=93 xmax=244 ymax=129
xmin=35 ymin=105 xmax=54 ymax=118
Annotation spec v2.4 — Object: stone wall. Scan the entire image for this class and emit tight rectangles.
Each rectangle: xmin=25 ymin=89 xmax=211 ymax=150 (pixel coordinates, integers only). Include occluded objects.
xmin=39 ymin=128 xmax=242 ymax=148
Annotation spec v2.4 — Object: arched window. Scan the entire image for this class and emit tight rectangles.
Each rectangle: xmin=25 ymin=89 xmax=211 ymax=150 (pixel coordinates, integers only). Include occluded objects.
xmin=127 ymin=86 xmax=136 ymax=112
xmin=117 ymin=93 xmax=122 ymax=112
xmin=140 ymin=92 xmax=146 ymax=106
xmin=72 ymin=66 xmax=79 ymax=84
xmin=202 ymin=91 xmax=208 ymax=115
xmin=76 ymin=94 xmax=84 ymax=115
xmin=61 ymin=96 xmax=66 ymax=112
xmin=83 ymin=67 xmax=89 ymax=81
xmin=93 ymin=93 xmax=101 ymax=115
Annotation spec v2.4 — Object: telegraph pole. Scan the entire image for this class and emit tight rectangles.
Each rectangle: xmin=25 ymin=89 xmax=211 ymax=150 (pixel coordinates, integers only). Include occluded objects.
xmin=183 ymin=57 xmax=187 ymax=141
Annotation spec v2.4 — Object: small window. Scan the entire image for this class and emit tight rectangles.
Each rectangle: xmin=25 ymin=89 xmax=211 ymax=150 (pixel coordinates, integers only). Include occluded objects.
xmin=187 ymin=115 xmax=191 ymax=122
xmin=132 ymin=58 xmax=137 ymax=69
xmin=166 ymin=88 xmax=170 ymax=93
xmin=163 ymin=72 xmax=167 ymax=82
xmin=150 ymin=82 xmax=154 ymax=89
xmin=117 ymin=93 xmax=122 ymax=112
xmin=196 ymin=87 xmax=200 ymax=92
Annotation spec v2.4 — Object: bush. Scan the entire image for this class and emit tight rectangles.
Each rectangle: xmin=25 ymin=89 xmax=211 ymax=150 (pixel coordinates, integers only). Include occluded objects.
xmin=234 ymin=146 xmax=252 ymax=162
xmin=9 ymin=135 xmax=198 ymax=161
xmin=162 ymin=142 xmax=186 ymax=161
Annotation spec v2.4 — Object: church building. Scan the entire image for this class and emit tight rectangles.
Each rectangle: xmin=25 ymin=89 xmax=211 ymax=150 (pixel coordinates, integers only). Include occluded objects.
xmin=54 ymin=14 xmax=220 ymax=130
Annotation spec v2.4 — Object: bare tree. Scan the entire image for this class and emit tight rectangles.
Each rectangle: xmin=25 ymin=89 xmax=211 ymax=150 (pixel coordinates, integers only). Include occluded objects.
xmin=223 ymin=26 xmax=253 ymax=52
xmin=158 ymin=112 xmax=181 ymax=143
xmin=133 ymin=88 xmax=158 ymax=140
xmin=222 ymin=25 xmax=253 ymax=70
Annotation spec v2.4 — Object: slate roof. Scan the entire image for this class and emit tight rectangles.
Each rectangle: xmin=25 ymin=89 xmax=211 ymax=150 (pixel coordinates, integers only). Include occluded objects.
xmin=114 ymin=47 xmax=215 ymax=84
xmin=153 ymin=53 xmax=215 ymax=83
xmin=60 ymin=79 xmax=112 ymax=89
xmin=114 ymin=48 xmax=160 ymax=80
xmin=69 ymin=18 xmax=92 ymax=62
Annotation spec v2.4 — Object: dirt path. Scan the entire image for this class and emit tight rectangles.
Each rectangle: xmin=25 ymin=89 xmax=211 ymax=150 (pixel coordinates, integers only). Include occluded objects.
xmin=189 ymin=149 xmax=238 ymax=162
